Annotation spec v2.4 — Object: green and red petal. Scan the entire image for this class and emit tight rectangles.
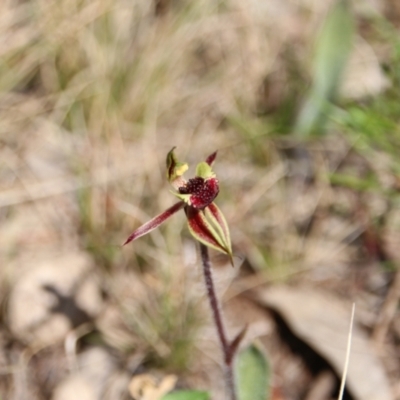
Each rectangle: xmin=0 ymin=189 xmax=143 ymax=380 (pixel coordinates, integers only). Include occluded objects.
xmin=185 ymin=203 xmax=232 ymax=259
xmin=123 ymin=201 xmax=185 ymax=246
xmin=204 ymin=202 xmax=232 ymax=255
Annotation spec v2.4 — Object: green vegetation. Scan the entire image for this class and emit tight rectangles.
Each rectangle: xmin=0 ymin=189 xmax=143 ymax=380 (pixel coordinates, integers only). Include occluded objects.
xmin=1 ymin=0 xmax=400 ymax=398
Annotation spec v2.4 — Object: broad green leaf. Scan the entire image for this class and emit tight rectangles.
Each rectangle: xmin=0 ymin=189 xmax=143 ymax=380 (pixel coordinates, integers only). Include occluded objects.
xmin=235 ymin=343 xmax=271 ymax=400
xmin=296 ymin=0 xmax=354 ymax=136
xmin=162 ymin=390 xmax=210 ymax=400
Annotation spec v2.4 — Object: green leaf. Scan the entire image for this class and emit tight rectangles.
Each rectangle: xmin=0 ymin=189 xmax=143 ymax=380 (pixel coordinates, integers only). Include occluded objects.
xmin=235 ymin=343 xmax=271 ymax=400
xmin=162 ymin=390 xmax=210 ymax=400
xmin=296 ymin=0 xmax=354 ymax=136
xmin=314 ymin=0 xmax=354 ymax=99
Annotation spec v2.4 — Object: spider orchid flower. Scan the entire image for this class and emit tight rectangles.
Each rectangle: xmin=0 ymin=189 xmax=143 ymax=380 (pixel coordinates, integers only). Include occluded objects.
xmin=124 ymin=148 xmax=232 ymax=262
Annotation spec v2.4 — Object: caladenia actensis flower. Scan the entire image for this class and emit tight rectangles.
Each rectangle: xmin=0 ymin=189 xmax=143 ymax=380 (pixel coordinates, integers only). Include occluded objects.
xmin=124 ymin=148 xmax=233 ymax=264
xmin=124 ymin=148 xmax=243 ymax=400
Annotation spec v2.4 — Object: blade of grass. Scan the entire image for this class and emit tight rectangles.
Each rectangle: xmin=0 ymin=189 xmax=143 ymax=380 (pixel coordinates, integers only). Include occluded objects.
xmin=296 ymin=0 xmax=354 ymax=136
xmin=338 ymin=303 xmax=356 ymax=400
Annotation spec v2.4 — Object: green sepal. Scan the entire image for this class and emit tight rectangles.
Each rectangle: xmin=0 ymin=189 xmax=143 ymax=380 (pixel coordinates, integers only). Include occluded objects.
xmin=166 ymin=147 xmax=189 ymax=183
xmin=195 ymin=162 xmax=215 ymax=179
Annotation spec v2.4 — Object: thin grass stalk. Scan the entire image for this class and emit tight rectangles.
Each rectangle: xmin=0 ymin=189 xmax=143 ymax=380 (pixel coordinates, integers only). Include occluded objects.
xmin=200 ymin=243 xmax=237 ymax=400
xmin=338 ymin=303 xmax=356 ymax=400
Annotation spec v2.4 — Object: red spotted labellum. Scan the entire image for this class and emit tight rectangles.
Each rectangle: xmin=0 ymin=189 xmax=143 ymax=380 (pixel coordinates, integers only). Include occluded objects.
xmin=124 ymin=148 xmax=233 ymax=262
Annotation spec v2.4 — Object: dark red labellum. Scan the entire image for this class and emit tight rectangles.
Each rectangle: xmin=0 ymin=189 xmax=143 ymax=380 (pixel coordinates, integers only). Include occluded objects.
xmin=179 ymin=177 xmax=219 ymax=209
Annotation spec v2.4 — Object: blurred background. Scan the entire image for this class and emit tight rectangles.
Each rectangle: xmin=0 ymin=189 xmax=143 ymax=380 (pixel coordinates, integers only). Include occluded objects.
xmin=1 ymin=0 xmax=400 ymax=399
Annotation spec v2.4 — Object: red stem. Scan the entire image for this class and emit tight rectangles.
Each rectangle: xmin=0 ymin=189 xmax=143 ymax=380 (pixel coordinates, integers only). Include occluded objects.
xmin=200 ymin=244 xmax=237 ymax=400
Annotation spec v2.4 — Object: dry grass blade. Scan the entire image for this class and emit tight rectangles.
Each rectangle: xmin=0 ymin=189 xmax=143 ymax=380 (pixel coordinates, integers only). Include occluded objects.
xmin=338 ymin=303 xmax=355 ymax=400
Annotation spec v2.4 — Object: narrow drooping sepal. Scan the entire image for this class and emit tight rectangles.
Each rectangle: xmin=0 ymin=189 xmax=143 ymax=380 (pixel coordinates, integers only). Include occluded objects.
xmin=166 ymin=147 xmax=188 ymax=187
xmin=185 ymin=204 xmax=232 ymax=258
xmin=123 ymin=201 xmax=185 ymax=245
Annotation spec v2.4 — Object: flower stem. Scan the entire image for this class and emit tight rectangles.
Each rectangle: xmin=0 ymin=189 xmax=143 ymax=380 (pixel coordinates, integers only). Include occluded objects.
xmin=199 ymin=243 xmax=237 ymax=400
